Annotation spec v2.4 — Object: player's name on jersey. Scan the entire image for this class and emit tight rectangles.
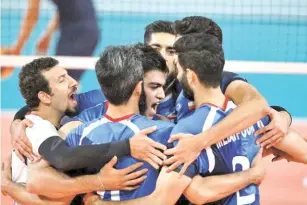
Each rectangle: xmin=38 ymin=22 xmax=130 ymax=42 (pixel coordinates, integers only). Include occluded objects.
xmin=216 ymin=120 xmax=265 ymax=149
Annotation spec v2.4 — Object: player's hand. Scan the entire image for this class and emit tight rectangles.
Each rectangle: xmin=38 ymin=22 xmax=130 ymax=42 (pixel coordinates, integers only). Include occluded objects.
xmin=11 ymin=119 xmax=38 ymax=162
xmin=255 ymin=108 xmax=289 ymax=149
xmin=164 ymin=133 xmax=203 ymax=176
xmin=98 ymin=156 xmax=148 ymax=191
xmin=250 ymin=148 xmax=266 ymax=185
xmin=1 ymin=153 xmax=12 ymax=196
xmin=130 ymin=126 xmax=167 ymax=169
xmin=36 ymin=34 xmax=51 ymax=55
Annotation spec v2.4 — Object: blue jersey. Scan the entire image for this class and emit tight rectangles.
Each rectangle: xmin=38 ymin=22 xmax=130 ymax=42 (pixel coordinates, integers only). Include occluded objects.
xmin=156 ymin=94 xmax=177 ymax=122
xmin=74 ymin=89 xmax=106 ymax=113
xmin=171 ymin=98 xmax=269 ymax=205
xmin=70 ymin=71 xmax=246 ymax=124
xmin=173 ymin=71 xmax=247 ymax=122
xmin=65 ymin=114 xmax=174 ymax=201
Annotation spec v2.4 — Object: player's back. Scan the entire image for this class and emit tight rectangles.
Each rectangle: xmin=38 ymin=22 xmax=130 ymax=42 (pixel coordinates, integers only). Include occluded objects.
xmin=172 ymin=99 xmax=269 ymax=205
xmin=66 ymin=114 xmax=174 ymax=201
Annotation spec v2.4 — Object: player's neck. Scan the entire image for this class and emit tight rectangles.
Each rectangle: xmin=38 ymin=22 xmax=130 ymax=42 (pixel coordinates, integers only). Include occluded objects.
xmin=31 ymin=105 xmax=63 ymax=128
xmin=105 ymin=99 xmax=139 ymax=119
xmin=194 ymin=85 xmax=225 ymax=109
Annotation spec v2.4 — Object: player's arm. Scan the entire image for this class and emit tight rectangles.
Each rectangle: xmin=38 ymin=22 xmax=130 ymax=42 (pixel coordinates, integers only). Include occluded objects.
xmin=222 ymin=72 xmax=292 ymax=147
xmin=184 ymin=148 xmax=265 ymax=204
xmin=10 ymin=105 xmax=36 ymax=162
xmin=58 ymin=121 xmax=83 ymax=139
xmin=3 ymin=0 xmax=40 ymax=54
xmin=2 ymin=182 xmax=72 ymax=205
xmin=39 ymin=135 xmax=132 ymax=171
xmin=81 ymin=167 xmax=192 ymax=205
xmin=165 ymin=79 xmax=288 ymax=174
xmin=270 ymin=129 xmax=307 ymax=164
xmin=255 ymin=106 xmax=292 ymax=148
xmin=41 ymin=125 xmax=166 ymax=171
xmin=1 ymin=154 xmax=72 ymax=205
xmin=26 ymin=157 xmax=147 ymax=199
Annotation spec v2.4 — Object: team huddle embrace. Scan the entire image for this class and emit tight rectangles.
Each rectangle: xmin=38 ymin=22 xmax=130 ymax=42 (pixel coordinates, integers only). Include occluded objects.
xmin=2 ymin=16 xmax=307 ymax=205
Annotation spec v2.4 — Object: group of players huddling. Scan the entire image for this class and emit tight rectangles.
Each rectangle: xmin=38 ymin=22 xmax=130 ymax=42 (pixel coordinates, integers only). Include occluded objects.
xmin=2 ymin=16 xmax=307 ymax=205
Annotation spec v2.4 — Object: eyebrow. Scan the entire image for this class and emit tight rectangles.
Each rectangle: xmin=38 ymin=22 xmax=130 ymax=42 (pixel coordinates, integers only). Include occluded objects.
xmin=148 ymin=82 xmax=163 ymax=87
xmin=57 ymin=74 xmax=66 ymax=80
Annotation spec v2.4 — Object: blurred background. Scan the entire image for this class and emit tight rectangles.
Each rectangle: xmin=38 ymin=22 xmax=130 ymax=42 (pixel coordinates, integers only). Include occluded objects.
xmin=1 ymin=0 xmax=306 ymax=204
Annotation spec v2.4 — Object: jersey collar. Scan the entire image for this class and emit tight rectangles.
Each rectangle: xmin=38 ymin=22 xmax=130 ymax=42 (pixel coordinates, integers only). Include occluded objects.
xmin=200 ymin=96 xmax=229 ymax=111
xmin=104 ymin=113 xmax=135 ymax=122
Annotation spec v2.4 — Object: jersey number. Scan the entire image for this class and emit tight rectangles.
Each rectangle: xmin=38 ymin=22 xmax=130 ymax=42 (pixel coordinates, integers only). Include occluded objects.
xmin=232 ymin=156 xmax=255 ymax=205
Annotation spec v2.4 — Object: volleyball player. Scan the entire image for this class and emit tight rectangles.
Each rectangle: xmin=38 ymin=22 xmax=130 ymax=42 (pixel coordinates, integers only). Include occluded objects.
xmin=2 ymin=0 xmax=99 ymax=81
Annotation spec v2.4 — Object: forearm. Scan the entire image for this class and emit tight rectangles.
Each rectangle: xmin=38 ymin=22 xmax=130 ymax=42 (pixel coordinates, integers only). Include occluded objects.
xmin=273 ymin=129 xmax=307 ymax=164
xmin=184 ymin=170 xmax=256 ymax=204
xmin=2 ymin=181 xmax=70 ymax=205
xmin=16 ymin=0 xmax=40 ymax=50
xmin=200 ymin=82 xmax=269 ymax=148
xmin=39 ymin=136 xmax=130 ymax=172
xmin=199 ymin=98 xmax=269 ymax=148
xmin=27 ymin=164 xmax=101 ymax=198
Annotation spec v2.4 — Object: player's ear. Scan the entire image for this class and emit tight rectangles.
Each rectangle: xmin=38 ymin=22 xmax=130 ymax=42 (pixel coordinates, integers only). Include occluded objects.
xmin=38 ymin=91 xmax=52 ymax=105
xmin=134 ymin=81 xmax=143 ymax=96
xmin=186 ymin=69 xmax=195 ymax=85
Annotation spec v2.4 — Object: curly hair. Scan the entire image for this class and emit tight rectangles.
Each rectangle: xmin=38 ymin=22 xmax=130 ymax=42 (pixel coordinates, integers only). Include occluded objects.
xmin=19 ymin=57 xmax=59 ymax=109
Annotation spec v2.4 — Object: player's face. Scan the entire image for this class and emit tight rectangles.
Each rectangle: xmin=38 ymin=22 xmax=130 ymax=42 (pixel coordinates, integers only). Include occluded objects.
xmin=180 ymin=71 xmax=194 ymax=101
xmin=43 ymin=66 xmax=78 ymax=115
xmin=143 ymin=70 xmax=167 ymax=119
xmin=175 ymin=60 xmax=194 ymax=100
xmin=148 ymin=33 xmax=177 ymax=74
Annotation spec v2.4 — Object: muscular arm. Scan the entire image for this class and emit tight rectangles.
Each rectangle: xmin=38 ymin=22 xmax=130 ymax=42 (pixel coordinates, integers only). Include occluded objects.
xmin=26 ymin=160 xmax=102 ymax=199
xmin=273 ymin=129 xmax=307 ymax=164
xmin=199 ymin=80 xmax=269 ymax=148
xmin=184 ymin=170 xmax=258 ymax=204
xmin=39 ymin=136 xmax=130 ymax=172
xmin=2 ymin=181 xmax=72 ymax=205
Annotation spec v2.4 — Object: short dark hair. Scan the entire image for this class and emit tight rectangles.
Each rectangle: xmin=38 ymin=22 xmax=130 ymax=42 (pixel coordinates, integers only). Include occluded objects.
xmin=19 ymin=57 xmax=59 ymax=109
xmin=95 ymin=46 xmax=143 ymax=105
xmin=174 ymin=16 xmax=223 ymax=43
xmin=134 ymin=43 xmax=168 ymax=74
xmin=174 ymin=33 xmax=222 ymax=53
xmin=144 ymin=20 xmax=175 ymax=44
xmin=175 ymin=34 xmax=225 ymax=88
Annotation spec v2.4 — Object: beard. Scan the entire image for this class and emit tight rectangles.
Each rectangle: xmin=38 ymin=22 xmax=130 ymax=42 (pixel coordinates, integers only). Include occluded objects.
xmin=180 ymin=72 xmax=194 ymax=101
xmin=138 ymin=84 xmax=147 ymax=115
xmin=64 ymin=107 xmax=78 ymax=117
